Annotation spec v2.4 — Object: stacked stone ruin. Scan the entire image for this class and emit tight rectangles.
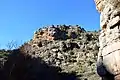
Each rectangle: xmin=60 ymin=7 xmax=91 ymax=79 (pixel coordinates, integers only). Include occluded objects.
xmin=95 ymin=0 xmax=120 ymax=79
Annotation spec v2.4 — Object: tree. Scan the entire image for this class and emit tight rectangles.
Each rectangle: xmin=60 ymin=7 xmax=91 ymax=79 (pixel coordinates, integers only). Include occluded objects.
xmin=6 ymin=40 xmax=19 ymax=50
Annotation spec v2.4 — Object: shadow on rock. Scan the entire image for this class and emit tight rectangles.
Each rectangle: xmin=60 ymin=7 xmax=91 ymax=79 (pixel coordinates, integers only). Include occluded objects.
xmin=0 ymin=49 xmax=79 ymax=80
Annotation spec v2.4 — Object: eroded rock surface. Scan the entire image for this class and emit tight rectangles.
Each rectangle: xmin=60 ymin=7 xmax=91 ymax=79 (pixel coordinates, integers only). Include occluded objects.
xmin=33 ymin=25 xmax=85 ymax=41
xmin=27 ymin=25 xmax=100 ymax=80
xmin=95 ymin=0 xmax=120 ymax=79
xmin=0 ymin=25 xmax=100 ymax=80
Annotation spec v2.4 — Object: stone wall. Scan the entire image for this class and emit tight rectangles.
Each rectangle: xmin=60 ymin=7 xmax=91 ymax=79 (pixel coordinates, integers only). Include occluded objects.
xmin=95 ymin=0 xmax=120 ymax=78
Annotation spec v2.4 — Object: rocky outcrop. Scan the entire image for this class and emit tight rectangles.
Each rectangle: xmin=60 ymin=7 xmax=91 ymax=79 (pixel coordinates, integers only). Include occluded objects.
xmin=95 ymin=0 xmax=120 ymax=79
xmin=95 ymin=0 xmax=120 ymax=29
xmin=33 ymin=25 xmax=85 ymax=41
xmin=0 ymin=25 xmax=100 ymax=80
xmin=26 ymin=26 xmax=100 ymax=80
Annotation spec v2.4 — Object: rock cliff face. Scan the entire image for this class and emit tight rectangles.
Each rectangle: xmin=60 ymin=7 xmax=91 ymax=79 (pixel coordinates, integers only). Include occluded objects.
xmin=33 ymin=25 xmax=85 ymax=41
xmin=95 ymin=0 xmax=120 ymax=79
xmin=26 ymin=25 xmax=100 ymax=80
xmin=0 ymin=25 xmax=100 ymax=80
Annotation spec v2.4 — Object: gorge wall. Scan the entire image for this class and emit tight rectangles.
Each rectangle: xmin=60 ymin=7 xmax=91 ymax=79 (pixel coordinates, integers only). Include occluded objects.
xmin=95 ymin=0 xmax=120 ymax=79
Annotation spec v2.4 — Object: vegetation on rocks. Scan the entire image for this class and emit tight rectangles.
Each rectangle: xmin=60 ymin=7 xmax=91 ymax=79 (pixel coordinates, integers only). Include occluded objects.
xmin=0 ymin=25 xmax=100 ymax=80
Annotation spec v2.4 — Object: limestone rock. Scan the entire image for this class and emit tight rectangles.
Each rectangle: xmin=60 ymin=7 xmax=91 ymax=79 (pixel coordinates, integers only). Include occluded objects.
xmin=0 ymin=25 xmax=100 ymax=80
xmin=33 ymin=25 xmax=85 ymax=41
xmin=95 ymin=0 xmax=120 ymax=79
xmin=27 ymin=27 xmax=100 ymax=79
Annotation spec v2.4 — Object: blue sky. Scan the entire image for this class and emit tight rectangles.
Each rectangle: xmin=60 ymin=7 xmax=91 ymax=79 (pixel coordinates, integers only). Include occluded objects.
xmin=0 ymin=0 xmax=100 ymax=49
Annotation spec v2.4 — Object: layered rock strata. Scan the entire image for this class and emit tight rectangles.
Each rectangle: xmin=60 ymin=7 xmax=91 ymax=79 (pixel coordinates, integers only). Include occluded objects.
xmin=95 ymin=0 xmax=120 ymax=79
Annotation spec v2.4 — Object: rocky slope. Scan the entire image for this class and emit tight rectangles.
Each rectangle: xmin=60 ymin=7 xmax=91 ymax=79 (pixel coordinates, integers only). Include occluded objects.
xmin=0 ymin=25 xmax=100 ymax=80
